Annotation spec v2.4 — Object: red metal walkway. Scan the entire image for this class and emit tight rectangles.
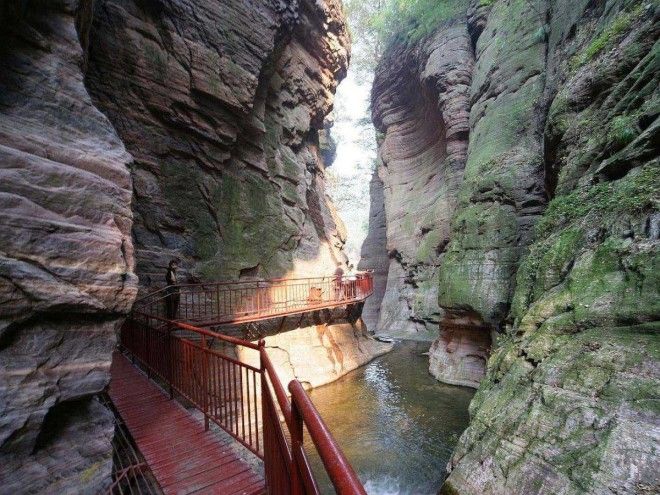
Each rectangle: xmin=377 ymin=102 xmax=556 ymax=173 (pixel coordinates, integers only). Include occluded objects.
xmin=109 ymin=352 xmax=265 ymax=495
xmin=115 ymin=272 xmax=373 ymax=494
xmin=135 ymin=273 xmax=374 ymax=327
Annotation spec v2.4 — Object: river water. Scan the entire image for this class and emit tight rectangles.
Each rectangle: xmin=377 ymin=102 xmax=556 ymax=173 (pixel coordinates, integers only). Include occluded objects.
xmin=305 ymin=340 xmax=475 ymax=494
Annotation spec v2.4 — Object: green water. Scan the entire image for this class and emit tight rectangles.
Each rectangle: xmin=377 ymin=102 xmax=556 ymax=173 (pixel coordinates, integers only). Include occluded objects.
xmin=306 ymin=340 xmax=475 ymax=494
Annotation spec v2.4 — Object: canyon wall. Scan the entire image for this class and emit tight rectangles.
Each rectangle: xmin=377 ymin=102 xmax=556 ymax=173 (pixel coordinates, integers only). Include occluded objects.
xmin=84 ymin=0 xmax=352 ymax=287
xmin=444 ymin=1 xmax=659 ymax=493
xmin=367 ymin=0 xmax=659 ymax=492
xmin=368 ymin=17 xmax=474 ymax=340
xmin=0 ymin=0 xmax=379 ymax=491
xmin=82 ymin=0 xmax=387 ymax=395
xmin=0 ymin=2 xmax=136 ymax=492
xmin=357 ymin=170 xmax=389 ymax=330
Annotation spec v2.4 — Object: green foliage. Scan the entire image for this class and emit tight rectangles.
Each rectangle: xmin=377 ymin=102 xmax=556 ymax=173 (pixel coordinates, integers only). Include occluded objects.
xmin=608 ymin=114 xmax=639 ymax=147
xmin=570 ymin=5 xmax=643 ymax=69
xmin=371 ymin=0 xmax=469 ymax=46
xmin=534 ymin=163 xmax=659 ymax=238
xmin=342 ymin=0 xmax=386 ymax=74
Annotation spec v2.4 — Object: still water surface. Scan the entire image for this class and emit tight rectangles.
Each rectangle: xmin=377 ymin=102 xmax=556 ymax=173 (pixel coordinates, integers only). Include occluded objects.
xmin=306 ymin=341 xmax=475 ymax=495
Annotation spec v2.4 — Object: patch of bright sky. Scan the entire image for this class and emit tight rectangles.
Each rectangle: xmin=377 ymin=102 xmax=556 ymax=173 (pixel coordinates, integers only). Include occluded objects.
xmin=326 ymin=58 xmax=377 ymax=267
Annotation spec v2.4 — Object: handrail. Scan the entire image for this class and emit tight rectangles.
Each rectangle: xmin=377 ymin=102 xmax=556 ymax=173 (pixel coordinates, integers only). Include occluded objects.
xmin=133 ymin=311 xmax=261 ymax=349
xmin=134 ymin=271 xmax=374 ymax=306
xmin=132 ymin=272 xmax=375 ymax=329
xmin=289 ymin=381 xmax=367 ymax=495
xmin=260 ymin=347 xmax=292 ymax=425
xmin=120 ymin=272 xmax=373 ymax=494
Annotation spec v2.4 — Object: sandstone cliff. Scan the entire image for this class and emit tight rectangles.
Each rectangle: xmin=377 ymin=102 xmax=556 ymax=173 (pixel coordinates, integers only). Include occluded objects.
xmin=84 ymin=0 xmax=352 ymax=286
xmin=444 ymin=1 xmax=659 ymax=493
xmin=0 ymin=2 xmax=136 ymax=492
xmin=357 ymin=170 xmax=389 ymax=330
xmin=366 ymin=0 xmax=659 ymax=492
xmin=0 ymin=0 xmax=379 ymax=491
xmin=82 ymin=0 xmax=388 ymax=397
xmin=368 ymin=18 xmax=474 ymax=340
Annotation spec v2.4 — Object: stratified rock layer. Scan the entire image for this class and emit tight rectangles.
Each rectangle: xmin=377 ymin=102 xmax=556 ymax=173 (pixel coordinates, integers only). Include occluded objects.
xmin=428 ymin=323 xmax=491 ymax=389
xmin=0 ymin=2 xmax=136 ymax=492
xmin=437 ymin=0 xmax=548 ymax=329
xmin=443 ymin=2 xmax=659 ymax=493
xmin=369 ymin=19 xmax=474 ymax=340
xmin=357 ymin=171 xmax=389 ymax=331
xmin=368 ymin=0 xmax=659 ymax=493
xmin=84 ymin=0 xmax=351 ymax=287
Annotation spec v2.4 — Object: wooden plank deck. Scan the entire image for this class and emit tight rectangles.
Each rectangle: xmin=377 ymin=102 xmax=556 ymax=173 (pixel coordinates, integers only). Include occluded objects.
xmin=109 ymin=352 xmax=265 ymax=495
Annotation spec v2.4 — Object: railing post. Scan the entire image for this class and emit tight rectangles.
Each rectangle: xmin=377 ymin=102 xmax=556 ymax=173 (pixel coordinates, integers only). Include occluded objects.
xmin=258 ymin=340 xmax=270 ymax=494
xmin=290 ymin=395 xmax=304 ymax=495
xmin=167 ymin=325 xmax=174 ymax=399
xmin=202 ymin=333 xmax=209 ymax=431
xmin=258 ymin=339 xmax=265 ymax=371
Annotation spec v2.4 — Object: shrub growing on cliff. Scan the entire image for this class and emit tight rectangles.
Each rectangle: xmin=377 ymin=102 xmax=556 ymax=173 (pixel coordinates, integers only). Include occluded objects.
xmin=570 ymin=4 xmax=644 ymax=69
xmin=534 ymin=163 xmax=659 ymax=238
xmin=371 ymin=0 xmax=469 ymax=46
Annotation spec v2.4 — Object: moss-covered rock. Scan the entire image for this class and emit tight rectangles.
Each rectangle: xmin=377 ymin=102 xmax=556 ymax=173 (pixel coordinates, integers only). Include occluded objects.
xmin=441 ymin=1 xmax=660 ymax=493
xmin=85 ymin=0 xmax=352 ymax=288
xmin=437 ymin=0 xmax=548 ymax=328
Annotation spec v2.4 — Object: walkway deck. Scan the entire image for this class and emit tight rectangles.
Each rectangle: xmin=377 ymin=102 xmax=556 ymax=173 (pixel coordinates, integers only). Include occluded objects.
xmin=109 ymin=352 xmax=265 ymax=495
xmin=135 ymin=273 xmax=374 ymax=328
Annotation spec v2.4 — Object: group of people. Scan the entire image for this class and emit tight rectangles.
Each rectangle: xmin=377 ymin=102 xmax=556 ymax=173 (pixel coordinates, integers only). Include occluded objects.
xmin=333 ymin=262 xmax=357 ymax=300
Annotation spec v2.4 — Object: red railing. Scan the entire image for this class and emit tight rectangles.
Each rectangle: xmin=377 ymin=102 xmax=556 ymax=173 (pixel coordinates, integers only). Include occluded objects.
xmin=120 ymin=273 xmax=372 ymax=494
xmin=134 ymin=273 xmax=374 ymax=327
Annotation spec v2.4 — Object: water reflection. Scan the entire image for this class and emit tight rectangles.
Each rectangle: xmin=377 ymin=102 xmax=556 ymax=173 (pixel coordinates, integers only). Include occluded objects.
xmin=306 ymin=340 xmax=475 ymax=495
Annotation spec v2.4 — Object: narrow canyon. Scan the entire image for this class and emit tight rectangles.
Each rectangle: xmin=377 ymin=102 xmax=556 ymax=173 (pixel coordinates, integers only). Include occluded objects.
xmin=0 ymin=0 xmax=658 ymax=494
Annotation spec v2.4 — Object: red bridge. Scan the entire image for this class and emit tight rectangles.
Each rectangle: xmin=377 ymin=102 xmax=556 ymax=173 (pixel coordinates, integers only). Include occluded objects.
xmin=109 ymin=273 xmax=374 ymax=494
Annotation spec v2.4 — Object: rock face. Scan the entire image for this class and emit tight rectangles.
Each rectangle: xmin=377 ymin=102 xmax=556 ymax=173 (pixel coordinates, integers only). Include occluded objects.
xmin=368 ymin=19 xmax=474 ymax=340
xmin=0 ymin=2 xmax=136 ymax=492
xmin=259 ymin=323 xmax=391 ymax=388
xmin=237 ymin=305 xmax=393 ymax=389
xmin=368 ymin=0 xmax=659 ymax=493
xmin=428 ymin=323 xmax=491 ymax=389
xmin=81 ymin=0 xmax=387 ymax=400
xmin=357 ymin=171 xmax=389 ymax=330
xmin=443 ymin=2 xmax=660 ymax=494
xmin=84 ymin=0 xmax=351 ymax=287
xmin=1 ymin=0 xmax=370 ymax=492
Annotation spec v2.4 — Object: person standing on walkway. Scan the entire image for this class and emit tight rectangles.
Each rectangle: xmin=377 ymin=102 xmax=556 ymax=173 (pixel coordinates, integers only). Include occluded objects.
xmin=333 ymin=263 xmax=344 ymax=301
xmin=165 ymin=259 xmax=180 ymax=319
